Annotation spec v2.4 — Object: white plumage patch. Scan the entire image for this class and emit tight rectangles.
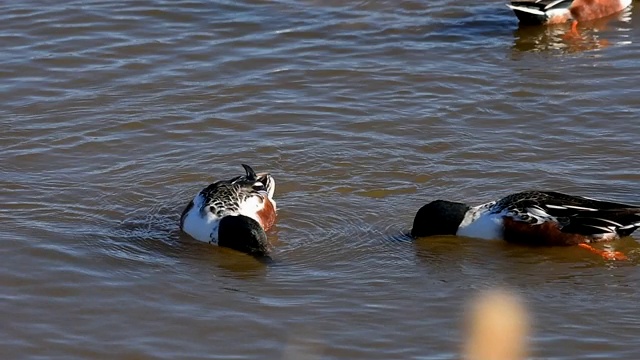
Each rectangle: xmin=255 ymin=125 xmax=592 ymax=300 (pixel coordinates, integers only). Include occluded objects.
xmin=526 ymin=206 xmax=549 ymax=219
xmin=545 ymin=8 xmax=570 ymax=18
xmin=620 ymin=221 xmax=640 ymax=231
xmin=181 ymin=194 xmax=224 ymax=244
xmin=457 ymin=202 xmax=505 ymax=240
xmin=593 ymin=218 xmax=623 ymax=227
xmin=545 ymin=204 xmax=567 ymax=210
xmin=544 ymin=0 xmax=568 ymax=10
xmin=237 ymin=194 xmax=269 ymax=225
xmin=564 ymin=205 xmax=597 ymax=211
xmin=586 ymin=225 xmax=616 ymax=233
xmin=456 ymin=199 xmax=563 ymax=240
xmin=506 ymin=5 xmax=545 ymax=15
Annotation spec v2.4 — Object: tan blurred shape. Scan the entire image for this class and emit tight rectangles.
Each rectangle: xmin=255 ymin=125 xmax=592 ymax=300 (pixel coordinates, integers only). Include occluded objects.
xmin=464 ymin=289 xmax=530 ymax=360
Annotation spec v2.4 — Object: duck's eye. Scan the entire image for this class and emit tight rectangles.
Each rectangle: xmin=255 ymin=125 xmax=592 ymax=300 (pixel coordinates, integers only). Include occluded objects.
xmin=252 ymin=182 xmax=266 ymax=192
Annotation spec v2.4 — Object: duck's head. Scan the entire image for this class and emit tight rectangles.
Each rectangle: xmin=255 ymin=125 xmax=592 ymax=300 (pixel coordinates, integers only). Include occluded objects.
xmin=218 ymin=215 xmax=271 ymax=256
xmin=411 ymin=200 xmax=470 ymax=238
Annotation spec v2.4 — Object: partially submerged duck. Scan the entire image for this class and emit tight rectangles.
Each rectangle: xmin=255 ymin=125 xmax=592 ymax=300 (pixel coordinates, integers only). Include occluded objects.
xmin=180 ymin=164 xmax=277 ymax=256
xmin=412 ymin=191 xmax=640 ymax=260
xmin=507 ymin=0 xmax=632 ymax=28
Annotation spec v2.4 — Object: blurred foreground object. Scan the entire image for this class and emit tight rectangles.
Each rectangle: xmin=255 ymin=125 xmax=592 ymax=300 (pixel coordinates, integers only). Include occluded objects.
xmin=464 ymin=289 xmax=530 ymax=360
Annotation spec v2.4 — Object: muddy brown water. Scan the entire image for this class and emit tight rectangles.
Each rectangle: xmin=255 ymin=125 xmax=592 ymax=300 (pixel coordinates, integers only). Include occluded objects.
xmin=2 ymin=1 xmax=640 ymax=359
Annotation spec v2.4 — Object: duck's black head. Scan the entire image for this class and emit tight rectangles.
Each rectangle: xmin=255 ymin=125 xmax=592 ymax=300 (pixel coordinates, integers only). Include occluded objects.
xmin=218 ymin=215 xmax=271 ymax=256
xmin=411 ymin=200 xmax=470 ymax=238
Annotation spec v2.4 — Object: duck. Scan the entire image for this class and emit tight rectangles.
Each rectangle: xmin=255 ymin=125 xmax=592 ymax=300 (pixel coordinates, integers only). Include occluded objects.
xmin=507 ymin=0 xmax=632 ymax=28
xmin=411 ymin=191 xmax=640 ymax=260
xmin=179 ymin=164 xmax=277 ymax=256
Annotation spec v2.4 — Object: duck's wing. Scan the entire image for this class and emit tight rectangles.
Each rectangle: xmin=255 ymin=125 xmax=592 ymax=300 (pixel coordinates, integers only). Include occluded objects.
xmin=535 ymin=192 xmax=640 ymax=238
xmin=199 ymin=181 xmax=245 ymax=217
xmin=178 ymin=179 xmax=238 ymax=232
xmin=498 ymin=191 xmax=640 ymax=240
xmin=507 ymin=0 xmax=573 ymax=24
xmin=510 ymin=0 xmax=572 ymax=10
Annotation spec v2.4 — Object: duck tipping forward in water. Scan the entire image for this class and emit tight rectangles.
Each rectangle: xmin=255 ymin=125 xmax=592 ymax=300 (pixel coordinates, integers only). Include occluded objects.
xmin=507 ymin=0 xmax=632 ymax=27
xmin=411 ymin=191 xmax=640 ymax=260
xmin=180 ymin=164 xmax=276 ymax=256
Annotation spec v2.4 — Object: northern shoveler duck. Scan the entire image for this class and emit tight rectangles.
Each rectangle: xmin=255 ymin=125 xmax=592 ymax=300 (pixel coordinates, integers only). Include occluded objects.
xmin=507 ymin=0 xmax=632 ymax=28
xmin=180 ymin=164 xmax=277 ymax=256
xmin=411 ymin=191 xmax=640 ymax=260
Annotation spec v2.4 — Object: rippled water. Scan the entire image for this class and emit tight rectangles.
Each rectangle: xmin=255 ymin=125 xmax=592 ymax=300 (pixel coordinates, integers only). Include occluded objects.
xmin=2 ymin=1 xmax=640 ymax=359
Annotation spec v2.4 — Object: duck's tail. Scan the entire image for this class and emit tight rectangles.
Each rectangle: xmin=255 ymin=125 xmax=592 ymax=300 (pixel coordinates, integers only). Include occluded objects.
xmin=241 ymin=163 xmax=276 ymax=200
xmin=507 ymin=0 xmax=573 ymax=25
xmin=561 ymin=207 xmax=640 ymax=240
xmin=258 ymin=173 xmax=276 ymax=200
xmin=616 ymin=209 xmax=640 ymax=237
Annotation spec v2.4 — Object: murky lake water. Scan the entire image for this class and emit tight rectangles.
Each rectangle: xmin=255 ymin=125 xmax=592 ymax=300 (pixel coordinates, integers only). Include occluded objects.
xmin=2 ymin=1 xmax=640 ymax=359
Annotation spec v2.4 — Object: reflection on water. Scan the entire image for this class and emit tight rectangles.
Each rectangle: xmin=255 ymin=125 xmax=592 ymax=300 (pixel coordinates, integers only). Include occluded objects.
xmin=512 ymin=8 xmax=633 ymax=54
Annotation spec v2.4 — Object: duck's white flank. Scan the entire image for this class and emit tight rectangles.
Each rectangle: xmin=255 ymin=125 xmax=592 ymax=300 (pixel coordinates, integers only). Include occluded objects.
xmin=181 ymin=194 xmax=221 ymax=243
xmin=456 ymin=202 xmax=505 ymax=240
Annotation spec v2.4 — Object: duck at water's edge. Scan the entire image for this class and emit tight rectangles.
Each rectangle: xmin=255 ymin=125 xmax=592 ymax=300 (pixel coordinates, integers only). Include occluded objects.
xmin=180 ymin=164 xmax=276 ymax=256
xmin=411 ymin=191 xmax=640 ymax=260
xmin=507 ymin=0 xmax=632 ymax=29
